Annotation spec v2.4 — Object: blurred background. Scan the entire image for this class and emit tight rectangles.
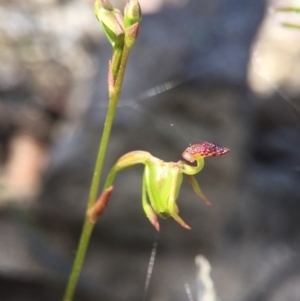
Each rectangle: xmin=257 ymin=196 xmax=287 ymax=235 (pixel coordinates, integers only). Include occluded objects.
xmin=1 ymin=0 xmax=300 ymax=300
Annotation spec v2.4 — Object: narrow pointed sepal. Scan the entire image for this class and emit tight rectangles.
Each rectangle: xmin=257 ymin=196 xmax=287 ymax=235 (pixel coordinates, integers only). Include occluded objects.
xmin=171 ymin=213 xmax=192 ymax=230
xmin=143 ymin=202 xmax=160 ymax=231
xmin=186 ymin=175 xmax=212 ymax=206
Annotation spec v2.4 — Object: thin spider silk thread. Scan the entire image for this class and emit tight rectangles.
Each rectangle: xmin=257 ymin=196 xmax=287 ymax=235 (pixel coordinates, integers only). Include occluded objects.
xmin=142 ymin=234 xmax=159 ymax=301
xmin=183 ymin=276 xmax=195 ymax=301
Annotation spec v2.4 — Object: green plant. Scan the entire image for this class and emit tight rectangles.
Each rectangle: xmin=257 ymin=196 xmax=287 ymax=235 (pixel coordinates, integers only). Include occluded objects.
xmin=63 ymin=1 xmax=141 ymax=300
xmin=101 ymin=142 xmax=229 ymax=231
xmin=62 ymin=1 xmax=229 ymax=300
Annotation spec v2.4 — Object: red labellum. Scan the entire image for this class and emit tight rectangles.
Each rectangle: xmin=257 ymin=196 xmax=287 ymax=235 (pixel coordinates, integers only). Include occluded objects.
xmin=182 ymin=142 xmax=230 ymax=162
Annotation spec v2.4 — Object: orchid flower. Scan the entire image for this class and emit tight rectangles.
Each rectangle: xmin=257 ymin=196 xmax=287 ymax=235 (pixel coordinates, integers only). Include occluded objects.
xmin=102 ymin=142 xmax=229 ymax=231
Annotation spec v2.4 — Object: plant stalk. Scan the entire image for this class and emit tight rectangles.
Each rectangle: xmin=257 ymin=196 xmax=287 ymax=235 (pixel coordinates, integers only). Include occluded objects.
xmin=62 ymin=46 xmax=131 ymax=301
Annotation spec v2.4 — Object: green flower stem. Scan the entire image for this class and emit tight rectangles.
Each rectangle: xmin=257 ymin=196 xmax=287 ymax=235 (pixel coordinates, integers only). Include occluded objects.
xmin=112 ymin=45 xmax=131 ymax=99
xmin=62 ymin=219 xmax=93 ymax=301
xmin=62 ymin=45 xmax=132 ymax=301
xmin=110 ymin=46 xmax=123 ymax=79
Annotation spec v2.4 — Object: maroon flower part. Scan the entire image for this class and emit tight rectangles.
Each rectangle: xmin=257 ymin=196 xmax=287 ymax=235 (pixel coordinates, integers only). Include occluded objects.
xmin=182 ymin=142 xmax=230 ymax=163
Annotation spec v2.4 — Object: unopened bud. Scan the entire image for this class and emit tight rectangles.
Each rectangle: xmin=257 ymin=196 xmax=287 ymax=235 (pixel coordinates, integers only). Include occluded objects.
xmin=124 ymin=0 xmax=142 ymax=48
xmin=95 ymin=0 xmax=125 ymax=48
xmin=124 ymin=0 xmax=142 ymax=28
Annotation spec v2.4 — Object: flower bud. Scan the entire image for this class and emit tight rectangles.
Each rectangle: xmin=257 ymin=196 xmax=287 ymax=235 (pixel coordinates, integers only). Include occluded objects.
xmin=124 ymin=0 xmax=142 ymax=28
xmin=94 ymin=0 xmax=125 ymax=48
xmin=124 ymin=0 xmax=142 ymax=48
